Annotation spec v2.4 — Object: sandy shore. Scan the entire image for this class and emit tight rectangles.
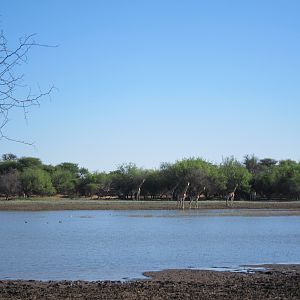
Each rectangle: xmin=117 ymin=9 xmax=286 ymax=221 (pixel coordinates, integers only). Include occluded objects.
xmin=1 ymin=198 xmax=300 ymax=213
xmin=0 ymin=264 xmax=299 ymax=299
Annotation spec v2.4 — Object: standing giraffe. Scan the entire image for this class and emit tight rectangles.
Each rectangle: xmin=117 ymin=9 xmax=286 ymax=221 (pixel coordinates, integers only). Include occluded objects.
xmin=189 ymin=186 xmax=206 ymax=209
xmin=177 ymin=182 xmax=190 ymax=209
xmin=135 ymin=179 xmax=145 ymax=200
xmin=250 ymin=190 xmax=257 ymax=201
xmin=226 ymin=184 xmax=238 ymax=207
xmin=161 ymin=183 xmax=180 ymax=201
xmin=170 ymin=182 xmax=180 ymax=201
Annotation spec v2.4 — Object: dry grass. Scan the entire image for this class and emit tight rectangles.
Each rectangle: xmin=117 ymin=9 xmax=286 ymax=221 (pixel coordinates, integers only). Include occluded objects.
xmin=1 ymin=197 xmax=300 ymax=213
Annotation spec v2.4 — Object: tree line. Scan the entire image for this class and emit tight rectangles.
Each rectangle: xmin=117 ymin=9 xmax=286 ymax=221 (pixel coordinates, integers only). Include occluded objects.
xmin=0 ymin=153 xmax=299 ymax=201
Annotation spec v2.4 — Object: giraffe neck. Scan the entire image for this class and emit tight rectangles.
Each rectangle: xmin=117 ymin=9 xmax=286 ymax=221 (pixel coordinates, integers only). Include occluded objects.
xmin=184 ymin=182 xmax=190 ymax=194
xmin=172 ymin=183 xmax=179 ymax=193
xmin=233 ymin=185 xmax=237 ymax=193
xmin=139 ymin=179 xmax=145 ymax=189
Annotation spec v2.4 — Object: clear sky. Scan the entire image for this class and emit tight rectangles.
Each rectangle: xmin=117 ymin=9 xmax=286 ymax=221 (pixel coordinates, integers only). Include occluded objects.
xmin=1 ymin=0 xmax=299 ymax=171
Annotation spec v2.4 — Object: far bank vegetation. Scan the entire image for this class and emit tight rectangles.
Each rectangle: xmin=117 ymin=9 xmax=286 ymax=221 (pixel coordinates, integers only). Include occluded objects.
xmin=0 ymin=153 xmax=300 ymax=202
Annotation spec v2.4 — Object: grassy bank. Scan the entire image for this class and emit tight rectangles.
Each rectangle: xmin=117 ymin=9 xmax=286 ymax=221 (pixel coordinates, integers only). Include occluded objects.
xmin=1 ymin=197 xmax=300 ymax=212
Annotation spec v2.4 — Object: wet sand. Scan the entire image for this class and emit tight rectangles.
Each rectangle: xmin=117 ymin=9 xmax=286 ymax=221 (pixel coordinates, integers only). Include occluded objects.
xmin=0 ymin=264 xmax=299 ymax=299
xmin=1 ymin=198 xmax=300 ymax=213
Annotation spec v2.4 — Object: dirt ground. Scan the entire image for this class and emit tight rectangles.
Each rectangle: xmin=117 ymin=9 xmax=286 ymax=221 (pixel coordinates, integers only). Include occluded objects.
xmin=1 ymin=197 xmax=300 ymax=212
xmin=0 ymin=264 xmax=299 ymax=299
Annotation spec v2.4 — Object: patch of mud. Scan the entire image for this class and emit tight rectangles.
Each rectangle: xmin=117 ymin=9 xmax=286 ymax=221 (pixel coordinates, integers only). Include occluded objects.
xmin=1 ymin=264 xmax=299 ymax=299
xmin=195 ymin=265 xmax=267 ymax=273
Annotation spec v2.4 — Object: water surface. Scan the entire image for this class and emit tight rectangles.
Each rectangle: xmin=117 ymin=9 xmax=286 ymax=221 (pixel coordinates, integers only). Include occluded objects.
xmin=0 ymin=210 xmax=300 ymax=281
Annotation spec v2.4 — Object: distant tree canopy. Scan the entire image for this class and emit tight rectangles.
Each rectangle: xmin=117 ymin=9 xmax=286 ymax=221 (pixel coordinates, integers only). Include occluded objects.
xmin=0 ymin=153 xmax=300 ymax=200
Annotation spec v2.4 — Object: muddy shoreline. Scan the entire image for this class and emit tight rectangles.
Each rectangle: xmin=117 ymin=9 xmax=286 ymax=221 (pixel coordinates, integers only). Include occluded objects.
xmin=1 ymin=264 xmax=299 ymax=299
xmin=1 ymin=198 xmax=300 ymax=212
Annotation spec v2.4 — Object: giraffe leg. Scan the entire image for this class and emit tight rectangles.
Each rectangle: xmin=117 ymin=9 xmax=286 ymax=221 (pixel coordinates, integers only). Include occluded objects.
xmin=189 ymin=198 xmax=193 ymax=209
xmin=177 ymin=196 xmax=181 ymax=209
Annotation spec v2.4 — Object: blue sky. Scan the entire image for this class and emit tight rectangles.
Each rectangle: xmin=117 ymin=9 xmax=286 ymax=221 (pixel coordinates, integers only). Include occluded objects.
xmin=1 ymin=0 xmax=299 ymax=171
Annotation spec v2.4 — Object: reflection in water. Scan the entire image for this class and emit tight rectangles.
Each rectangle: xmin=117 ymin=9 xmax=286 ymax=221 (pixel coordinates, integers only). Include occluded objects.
xmin=196 ymin=266 xmax=267 ymax=273
xmin=0 ymin=210 xmax=300 ymax=281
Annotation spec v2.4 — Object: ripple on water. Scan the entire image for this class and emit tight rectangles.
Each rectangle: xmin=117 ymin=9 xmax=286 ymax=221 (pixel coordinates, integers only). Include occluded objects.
xmin=0 ymin=210 xmax=299 ymax=281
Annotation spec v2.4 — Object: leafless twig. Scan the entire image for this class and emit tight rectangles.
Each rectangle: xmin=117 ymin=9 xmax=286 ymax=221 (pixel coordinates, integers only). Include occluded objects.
xmin=0 ymin=31 xmax=56 ymax=144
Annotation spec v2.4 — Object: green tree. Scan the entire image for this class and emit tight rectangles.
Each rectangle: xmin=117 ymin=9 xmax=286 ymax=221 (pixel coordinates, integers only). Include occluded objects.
xmin=2 ymin=153 xmax=17 ymax=161
xmin=289 ymin=167 xmax=300 ymax=200
xmin=93 ymin=172 xmax=113 ymax=197
xmin=0 ymin=169 xmax=21 ymax=200
xmin=0 ymin=160 xmax=19 ymax=174
xmin=112 ymin=163 xmax=147 ymax=199
xmin=84 ymin=183 xmax=99 ymax=198
xmin=53 ymin=162 xmax=84 ymax=196
xmin=158 ymin=158 xmax=226 ymax=199
xmin=172 ymin=158 xmax=211 ymax=197
xmin=51 ymin=169 xmax=76 ymax=195
xmin=275 ymin=160 xmax=300 ymax=199
xmin=21 ymin=168 xmax=55 ymax=197
xmin=259 ymin=158 xmax=278 ymax=169
xmin=56 ymin=162 xmax=80 ymax=176
xmin=143 ymin=170 xmax=163 ymax=199
xmin=18 ymin=157 xmax=43 ymax=170
xmin=253 ymin=168 xmax=277 ymax=199
xmin=244 ymin=154 xmax=260 ymax=175
xmin=220 ymin=157 xmax=252 ymax=196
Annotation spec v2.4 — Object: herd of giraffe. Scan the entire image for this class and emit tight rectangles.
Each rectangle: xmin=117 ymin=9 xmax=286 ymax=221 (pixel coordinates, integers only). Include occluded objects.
xmin=134 ymin=179 xmax=239 ymax=209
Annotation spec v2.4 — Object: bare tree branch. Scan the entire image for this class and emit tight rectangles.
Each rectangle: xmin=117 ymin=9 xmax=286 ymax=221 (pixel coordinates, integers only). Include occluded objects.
xmin=0 ymin=30 xmax=56 ymax=144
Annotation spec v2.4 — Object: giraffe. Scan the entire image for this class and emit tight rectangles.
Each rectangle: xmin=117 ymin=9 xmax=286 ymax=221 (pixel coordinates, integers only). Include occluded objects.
xmin=250 ymin=190 xmax=257 ymax=201
xmin=160 ymin=183 xmax=179 ymax=200
xmin=135 ymin=179 xmax=145 ymax=200
xmin=226 ymin=184 xmax=238 ymax=207
xmin=189 ymin=186 xmax=206 ymax=209
xmin=177 ymin=182 xmax=190 ymax=209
